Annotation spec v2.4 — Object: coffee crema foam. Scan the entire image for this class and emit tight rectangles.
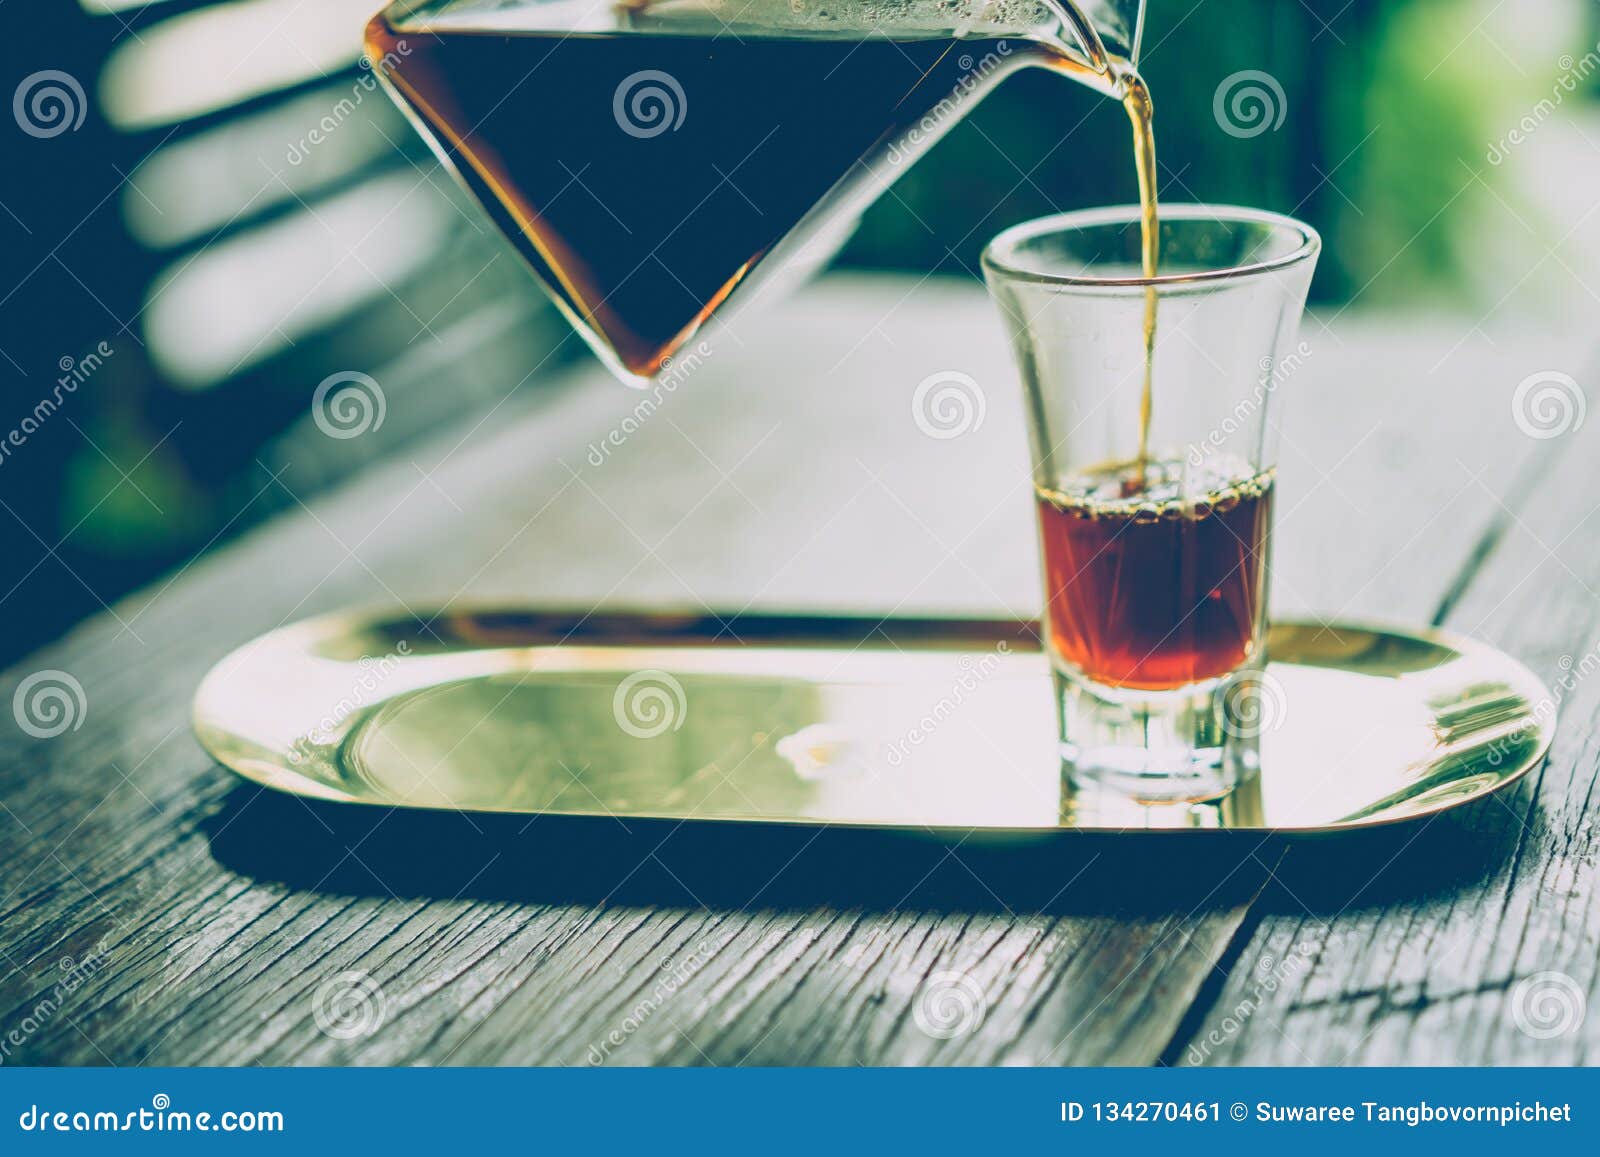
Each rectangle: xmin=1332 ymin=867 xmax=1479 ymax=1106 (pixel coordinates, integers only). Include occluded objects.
xmin=1038 ymin=456 xmax=1272 ymax=522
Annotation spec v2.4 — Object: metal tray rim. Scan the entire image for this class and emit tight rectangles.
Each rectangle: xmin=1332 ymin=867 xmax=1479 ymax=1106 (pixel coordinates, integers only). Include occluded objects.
xmin=193 ymin=606 xmax=1555 ymax=837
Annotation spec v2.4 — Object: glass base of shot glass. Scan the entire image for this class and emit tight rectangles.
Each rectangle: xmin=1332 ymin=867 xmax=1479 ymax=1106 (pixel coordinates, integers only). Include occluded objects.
xmin=1054 ymin=669 xmax=1262 ymax=804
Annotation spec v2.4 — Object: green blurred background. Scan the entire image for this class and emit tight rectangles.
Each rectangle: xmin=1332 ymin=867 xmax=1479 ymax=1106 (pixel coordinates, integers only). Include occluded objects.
xmin=847 ymin=0 xmax=1597 ymax=305
xmin=2 ymin=0 xmax=1596 ymax=662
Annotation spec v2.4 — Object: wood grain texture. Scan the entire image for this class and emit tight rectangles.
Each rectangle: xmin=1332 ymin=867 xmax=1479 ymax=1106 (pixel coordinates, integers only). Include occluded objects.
xmin=1178 ymin=365 xmax=1600 ymax=1067
xmin=0 ymin=277 xmax=1587 ymax=1066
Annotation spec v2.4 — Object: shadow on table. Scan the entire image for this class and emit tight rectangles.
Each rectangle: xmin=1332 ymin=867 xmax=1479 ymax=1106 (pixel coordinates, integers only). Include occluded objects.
xmin=204 ymin=782 xmax=1531 ymax=918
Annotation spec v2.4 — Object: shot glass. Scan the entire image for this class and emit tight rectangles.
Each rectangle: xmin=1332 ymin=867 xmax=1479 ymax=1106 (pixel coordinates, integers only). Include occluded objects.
xmin=982 ymin=205 xmax=1320 ymax=802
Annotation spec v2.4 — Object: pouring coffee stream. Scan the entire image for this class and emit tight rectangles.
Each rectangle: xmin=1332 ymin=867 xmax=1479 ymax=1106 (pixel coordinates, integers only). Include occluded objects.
xmin=1121 ymin=68 xmax=1159 ymax=486
xmin=367 ymin=0 xmax=1155 ymax=434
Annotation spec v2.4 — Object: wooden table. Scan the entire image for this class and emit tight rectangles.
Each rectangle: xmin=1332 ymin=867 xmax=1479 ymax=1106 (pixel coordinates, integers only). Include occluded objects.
xmin=3 ymin=275 xmax=1596 ymax=1066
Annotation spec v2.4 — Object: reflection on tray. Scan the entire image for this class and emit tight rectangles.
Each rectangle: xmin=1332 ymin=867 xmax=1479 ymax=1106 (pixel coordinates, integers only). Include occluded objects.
xmin=194 ymin=610 xmax=1554 ymax=834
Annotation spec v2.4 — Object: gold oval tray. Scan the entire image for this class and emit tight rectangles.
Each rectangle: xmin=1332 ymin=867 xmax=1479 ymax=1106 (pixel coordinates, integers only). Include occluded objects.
xmin=192 ymin=609 xmax=1553 ymax=833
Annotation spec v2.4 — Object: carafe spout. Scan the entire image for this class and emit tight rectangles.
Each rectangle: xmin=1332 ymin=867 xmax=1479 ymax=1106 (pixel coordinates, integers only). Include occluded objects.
xmin=1038 ymin=0 xmax=1146 ymax=90
xmin=1078 ymin=0 xmax=1146 ymax=64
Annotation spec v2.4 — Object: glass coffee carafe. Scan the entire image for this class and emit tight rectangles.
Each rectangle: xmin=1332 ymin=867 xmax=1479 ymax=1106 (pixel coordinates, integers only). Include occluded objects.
xmin=366 ymin=0 xmax=1146 ymax=384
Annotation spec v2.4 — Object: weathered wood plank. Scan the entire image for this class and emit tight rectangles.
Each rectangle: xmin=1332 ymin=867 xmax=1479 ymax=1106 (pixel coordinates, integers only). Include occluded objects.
xmin=1179 ymin=354 xmax=1600 ymax=1066
xmin=0 ymin=278 xmax=1563 ymax=1066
